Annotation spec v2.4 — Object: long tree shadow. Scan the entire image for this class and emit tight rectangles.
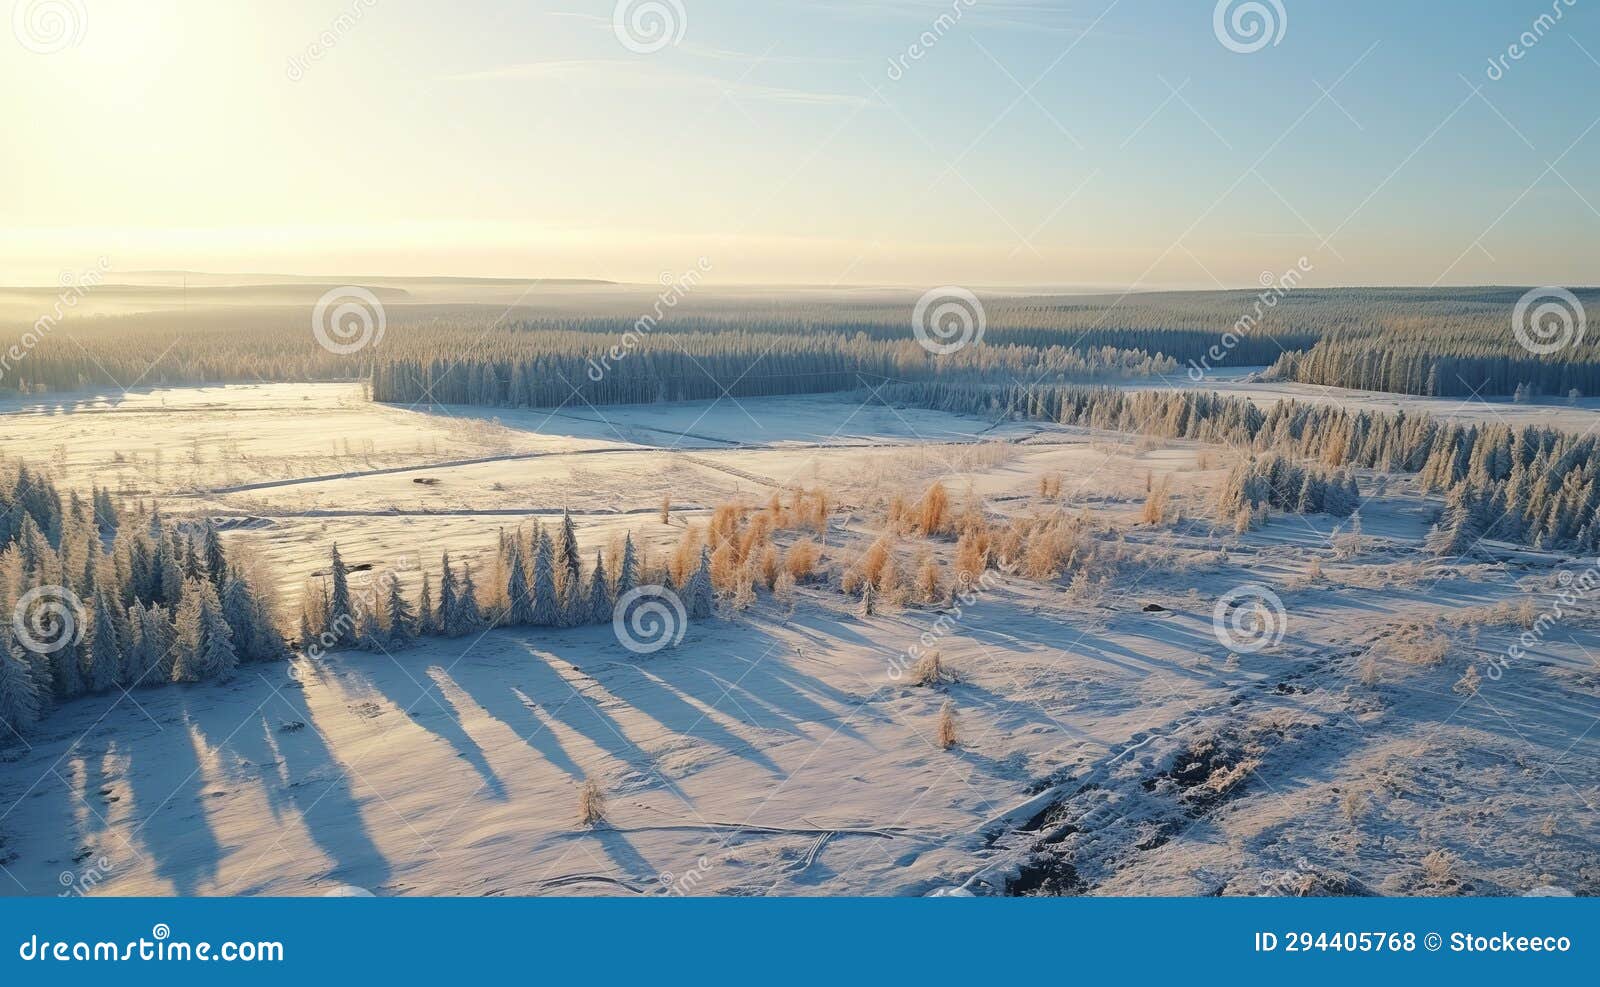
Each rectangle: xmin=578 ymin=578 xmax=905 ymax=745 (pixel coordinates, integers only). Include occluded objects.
xmin=441 ymin=669 xmax=586 ymax=783
xmin=214 ymin=691 xmax=394 ymax=892
xmin=498 ymin=640 xmax=728 ymax=776
xmin=122 ymin=707 xmax=222 ymax=895
xmin=565 ymin=655 xmax=785 ymax=777
xmin=351 ymin=659 xmax=508 ymax=801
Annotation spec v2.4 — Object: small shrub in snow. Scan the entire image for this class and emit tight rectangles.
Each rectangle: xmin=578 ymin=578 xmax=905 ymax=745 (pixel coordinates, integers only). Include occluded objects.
xmin=578 ymin=779 xmax=606 ymax=826
xmin=937 ymin=701 xmax=959 ymax=749
xmin=911 ymin=651 xmax=958 ymax=688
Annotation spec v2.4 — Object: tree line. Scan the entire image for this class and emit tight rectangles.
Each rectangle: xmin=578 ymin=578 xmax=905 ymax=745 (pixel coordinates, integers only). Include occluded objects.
xmin=868 ymin=379 xmax=1600 ymax=556
xmin=0 ymin=461 xmax=285 ymax=743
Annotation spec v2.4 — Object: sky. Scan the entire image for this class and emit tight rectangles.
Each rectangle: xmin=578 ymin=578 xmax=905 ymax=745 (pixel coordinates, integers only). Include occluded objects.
xmin=1 ymin=0 xmax=1596 ymax=288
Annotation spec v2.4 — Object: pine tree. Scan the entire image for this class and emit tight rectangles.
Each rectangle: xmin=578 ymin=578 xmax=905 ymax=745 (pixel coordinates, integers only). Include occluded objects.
xmin=326 ymin=543 xmax=355 ymax=645
xmin=685 ymin=546 xmax=714 ymax=620
xmin=417 ymin=573 xmax=437 ymax=636
xmin=452 ymin=565 xmax=483 ymax=637
xmin=0 ymin=635 xmax=42 ymax=745
xmin=197 ymin=583 xmax=239 ymax=681
xmin=202 ymin=519 xmax=227 ymax=584
xmin=504 ymin=539 xmax=533 ymax=625
xmin=221 ymin=575 xmax=260 ymax=662
xmin=530 ymin=529 xmax=560 ymax=627
xmin=134 ymin=604 xmax=175 ymax=684
xmin=558 ymin=510 xmax=581 ymax=594
xmin=1426 ymin=488 xmax=1481 ymax=557
xmin=172 ymin=578 xmax=237 ymax=682
xmin=385 ymin=573 xmax=417 ymax=648
xmin=587 ymin=549 xmax=612 ymax=624
xmin=617 ymin=533 xmax=639 ymax=598
xmin=437 ymin=554 xmax=459 ymax=635
xmin=85 ymin=586 xmax=122 ymax=693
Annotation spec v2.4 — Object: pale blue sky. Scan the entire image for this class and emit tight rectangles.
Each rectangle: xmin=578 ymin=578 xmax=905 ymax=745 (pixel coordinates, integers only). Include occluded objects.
xmin=2 ymin=0 xmax=1596 ymax=287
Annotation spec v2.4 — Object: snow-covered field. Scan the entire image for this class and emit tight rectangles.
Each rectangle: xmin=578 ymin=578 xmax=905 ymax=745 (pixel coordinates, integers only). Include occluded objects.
xmin=1 ymin=382 xmax=1596 ymax=896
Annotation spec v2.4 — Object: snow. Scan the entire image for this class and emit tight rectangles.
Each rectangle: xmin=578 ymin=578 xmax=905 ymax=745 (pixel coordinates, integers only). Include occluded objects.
xmin=1 ymin=382 xmax=1596 ymax=897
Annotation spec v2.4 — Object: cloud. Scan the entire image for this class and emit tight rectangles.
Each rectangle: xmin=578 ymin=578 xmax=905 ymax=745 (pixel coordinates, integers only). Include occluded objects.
xmin=446 ymin=59 xmax=877 ymax=107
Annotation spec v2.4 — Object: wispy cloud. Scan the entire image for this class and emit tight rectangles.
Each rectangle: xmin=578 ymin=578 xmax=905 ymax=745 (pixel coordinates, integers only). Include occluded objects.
xmin=795 ymin=0 xmax=1094 ymax=33
xmin=446 ymin=58 xmax=876 ymax=107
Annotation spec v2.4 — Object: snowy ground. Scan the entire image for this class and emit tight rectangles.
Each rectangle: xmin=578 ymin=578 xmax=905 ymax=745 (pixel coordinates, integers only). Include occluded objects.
xmin=0 ymin=382 xmax=1596 ymax=897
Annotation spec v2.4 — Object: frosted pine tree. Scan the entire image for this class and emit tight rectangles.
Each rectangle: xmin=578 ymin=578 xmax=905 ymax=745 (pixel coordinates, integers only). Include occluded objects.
xmin=326 ymin=543 xmax=355 ymax=645
xmin=530 ymin=529 xmax=560 ymax=627
xmin=587 ymin=549 xmax=612 ymax=624
xmin=558 ymin=510 xmax=581 ymax=595
xmin=197 ymin=582 xmax=239 ymax=681
xmin=437 ymin=554 xmax=460 ymax=635
xmin=221 ymin=575 xmax=260 ymax=662
xmin=685 ymin=546 xmax=714 ymax=619
xmin=417 ymin=573 xmax=437 ymax=637
xmin=138 ymin=604 xmax=176 ymax=683
xmin=202 ymin=519 xmax=228 ymax=584
xmin=453 ymin=565 xmax=484 ymax=637
xmin=617 ymin=533 xmax=639 ymax=598
xmin=504 ymin=540 xmax=533 ymax=625
xmin=0 ymin=636 xmax=41 ymax=745
xmin=85 ymin=586 xmax=122 ymax=693
xmin=385 ymin=573 xmax=417 ymax=647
